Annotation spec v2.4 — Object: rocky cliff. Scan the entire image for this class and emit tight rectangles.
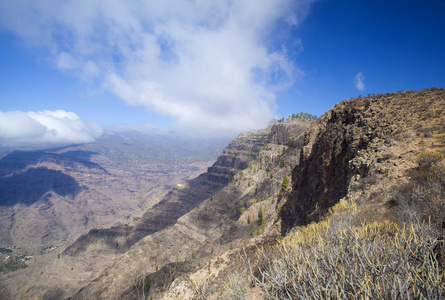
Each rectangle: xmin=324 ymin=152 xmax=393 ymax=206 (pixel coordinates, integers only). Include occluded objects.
xmin=0 ymin=119 xmax=309 ymax=300
xmin=282 ymin=88 xmax=445 ymax=230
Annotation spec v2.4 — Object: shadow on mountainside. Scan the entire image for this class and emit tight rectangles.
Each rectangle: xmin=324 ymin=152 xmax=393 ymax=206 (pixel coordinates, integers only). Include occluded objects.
xmin=0 ymin=167 xmax=82 ymax=206
xmin=0 ymin=150 xmax=104 ymax=176
xmin=63 ymin=172 xmax=224 ymax=255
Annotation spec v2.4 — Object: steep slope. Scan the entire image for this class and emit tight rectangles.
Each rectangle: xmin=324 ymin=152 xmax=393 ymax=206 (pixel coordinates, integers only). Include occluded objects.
xmin=88 ymin=88 xmax=444 ymax=300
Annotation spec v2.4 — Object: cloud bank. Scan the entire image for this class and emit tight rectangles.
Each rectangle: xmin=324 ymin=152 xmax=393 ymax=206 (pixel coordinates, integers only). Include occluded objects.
xmin=0 ymin=110 xmax=103 ymax=146
xmin=354 ymin=72 xmax=365 ymax=91
xmin=0 ymin=0 xmax=313 ymax=135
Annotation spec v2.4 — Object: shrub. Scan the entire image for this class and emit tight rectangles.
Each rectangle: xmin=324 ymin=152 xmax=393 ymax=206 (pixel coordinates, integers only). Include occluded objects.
xmin=247 ymin=203 xmax=444 ymax=299
xmin=0 ymin=248 xmax=12 ymax=254
xmin=144 ymin=276 xmax=151 ymax=293
xmin=223 ymin=272 xmax=250 ymax=300
xmin=417 ymin=150 xmax=444 ymax=170
xmin=397 ymin=149 xmax=445 ymax=230
xmin=434 ymin=133 xmax=445 ymax=144
xmin=0 ymin=257 xmax=27 ymax=273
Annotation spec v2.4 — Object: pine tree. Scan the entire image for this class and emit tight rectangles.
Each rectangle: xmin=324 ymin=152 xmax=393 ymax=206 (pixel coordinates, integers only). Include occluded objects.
xmin=258 ymin=205 xmax=264 ymax=226
xmin=279 ymin=175 xmax=289 ymax=197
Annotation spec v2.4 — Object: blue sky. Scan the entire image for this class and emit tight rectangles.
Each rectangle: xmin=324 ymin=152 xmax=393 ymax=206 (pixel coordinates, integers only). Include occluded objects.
xmin=0 ymin=0 xmax=444 ymax=146
xmin=278 ymin=0 xmax=445 ymax=118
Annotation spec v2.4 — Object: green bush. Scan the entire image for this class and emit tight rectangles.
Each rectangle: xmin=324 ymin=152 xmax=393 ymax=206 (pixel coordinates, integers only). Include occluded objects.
xmin=0 ymin=248 xmax=12 ymax=254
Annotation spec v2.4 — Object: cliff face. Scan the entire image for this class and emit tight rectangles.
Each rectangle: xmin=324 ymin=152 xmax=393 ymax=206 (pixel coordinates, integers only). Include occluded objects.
xmin=268 ymin=119 xmax=309 ymax=147
xmin=158 ymin=88 xmax=443 ymax=300
xmin=206 ymin=129 xmax=268 ymax=182
xmin=281 ymin=88 xmax=445 ymax=231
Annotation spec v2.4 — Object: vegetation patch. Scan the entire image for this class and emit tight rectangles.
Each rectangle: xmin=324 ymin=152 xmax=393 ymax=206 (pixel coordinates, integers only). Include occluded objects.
xmin=241 ymin=201 xmax=444 ymax=299
xmin=0 ymin=257 xmax=28 ymax=273
xmin=0 ymin=248 xmax=12 ymax=254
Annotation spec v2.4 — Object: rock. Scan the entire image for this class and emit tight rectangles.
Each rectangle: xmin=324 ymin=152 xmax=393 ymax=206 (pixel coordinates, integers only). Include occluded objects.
xmin=281 ymin=88 xmax=445 ymax=232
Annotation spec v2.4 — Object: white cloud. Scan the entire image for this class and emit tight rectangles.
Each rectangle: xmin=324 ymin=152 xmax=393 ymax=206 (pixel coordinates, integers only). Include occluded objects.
xmin=0 ymin=0 xmax=314 ymax=136
xmin=0 ymin=110 xmax=103 ymax=146
xmin=354 ymin=72 xmax=365 ymax=91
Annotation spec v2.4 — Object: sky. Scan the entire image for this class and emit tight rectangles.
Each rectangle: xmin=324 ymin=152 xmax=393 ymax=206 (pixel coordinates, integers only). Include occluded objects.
xmin=0 ymin=0 xmax=444 ymax=147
